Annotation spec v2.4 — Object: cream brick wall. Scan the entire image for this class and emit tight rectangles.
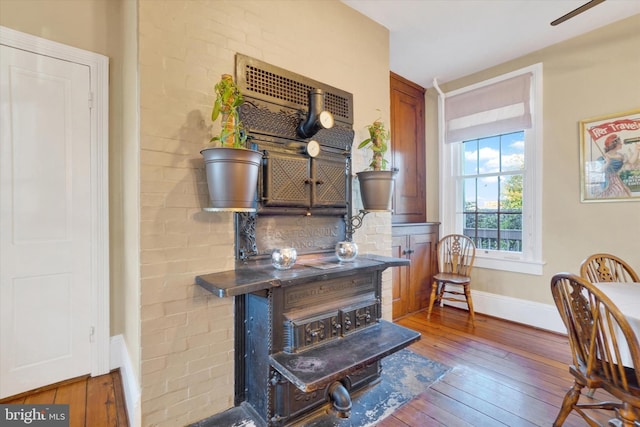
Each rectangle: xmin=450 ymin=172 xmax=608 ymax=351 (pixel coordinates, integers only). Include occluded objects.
xmin=139 ymin=0 xmax=390 ymax=425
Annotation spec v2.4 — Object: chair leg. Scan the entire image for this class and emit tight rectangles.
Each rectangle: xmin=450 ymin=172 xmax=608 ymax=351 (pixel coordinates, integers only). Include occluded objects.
xmin=464 ymin=283 xmax=476 ymax=328
xmin=438 ymin=283 xmax=446 ymax=307
xmin=427 ymin=280 xmax=439 ymax=319
xmin=609 ymin=402 xmax=638 ymax=427
xmin=553 ymin=382 xmax=582 ymax=427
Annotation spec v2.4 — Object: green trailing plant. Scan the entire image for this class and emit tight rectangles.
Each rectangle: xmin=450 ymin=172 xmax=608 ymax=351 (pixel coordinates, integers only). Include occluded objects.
xmin=358 ymin=118 xmax=389 ymax=171
xmin=210 ymin=73 xmax=248 ymax=148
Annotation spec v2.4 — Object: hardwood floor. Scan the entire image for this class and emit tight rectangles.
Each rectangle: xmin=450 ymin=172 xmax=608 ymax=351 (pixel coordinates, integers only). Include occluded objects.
xmin=383 ymin=306 xmax=615 ymax=427
xmin=0 ymin=307 xmax=618 ymax=427
xmin=0 ymin=369 xmax=128 ymax=427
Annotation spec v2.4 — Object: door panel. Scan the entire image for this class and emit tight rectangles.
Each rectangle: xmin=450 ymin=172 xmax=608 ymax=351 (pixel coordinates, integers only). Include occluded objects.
xmin=392 ymin=224 xmax=438 ymax=320
xmin=409 ymin=234 xmax=435 ymax=312
xmin=262 ymin=150 xmax=310 ymax=207
xmin=312 ymin=155 xmax=347 ymax=208
xmin=390 ymin=73 xmax=426 ymax=223
xmin=391 ymin=235 xmax=409 ymax=319
xmin=0 ymin=45 xmax=92 ymax=397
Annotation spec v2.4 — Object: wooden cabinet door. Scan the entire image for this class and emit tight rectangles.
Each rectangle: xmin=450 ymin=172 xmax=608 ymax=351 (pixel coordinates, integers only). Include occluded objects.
xmin=390 ymin=72 xmax=426 ymax=224
xmin=408 ymin=233 xmax=437 ymax=312
xmin=391 ymin=235 xmax=409 ymax=320
xmin=392 ymin=224 xmax=439 ymax=320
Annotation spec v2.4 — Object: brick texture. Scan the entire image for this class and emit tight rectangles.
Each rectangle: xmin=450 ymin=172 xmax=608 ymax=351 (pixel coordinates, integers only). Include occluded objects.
xmin=138 ymin=0 xmax=390 ymax=425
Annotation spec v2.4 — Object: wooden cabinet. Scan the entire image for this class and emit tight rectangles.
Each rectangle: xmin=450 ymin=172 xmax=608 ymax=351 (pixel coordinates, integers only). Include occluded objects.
xmin=390 ymin=72 xmax=426 ymax=224
xmin=389 ymin=73 xmax=435 ymax=319
xmin=391 ymin=223 xmax=439 ymax=320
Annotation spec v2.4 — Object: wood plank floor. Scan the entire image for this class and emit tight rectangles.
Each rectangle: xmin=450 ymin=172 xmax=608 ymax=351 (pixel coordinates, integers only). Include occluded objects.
xmin=382 ymin=306 xmax=615 ymax=427
xmin=0 ymin=307 xmax=618 ymax=427
xmin=0 ymin=369 xmax=128 ymax=427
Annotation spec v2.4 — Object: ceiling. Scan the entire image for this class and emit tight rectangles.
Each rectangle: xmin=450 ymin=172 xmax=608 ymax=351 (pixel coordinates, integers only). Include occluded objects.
xmin=341 ymin=0 xmax=640 ymax=88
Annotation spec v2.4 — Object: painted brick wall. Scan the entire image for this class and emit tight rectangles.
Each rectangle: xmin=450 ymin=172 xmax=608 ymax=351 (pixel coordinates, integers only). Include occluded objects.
xmin=138 ymin=1 xmax=390 ymax=425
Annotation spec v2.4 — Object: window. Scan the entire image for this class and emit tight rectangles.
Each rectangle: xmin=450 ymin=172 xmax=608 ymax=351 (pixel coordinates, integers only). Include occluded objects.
xmin=439 ymin=64 xmax=543 ymax=275
xmin=462 ymin=131 xmax=524 ymax=252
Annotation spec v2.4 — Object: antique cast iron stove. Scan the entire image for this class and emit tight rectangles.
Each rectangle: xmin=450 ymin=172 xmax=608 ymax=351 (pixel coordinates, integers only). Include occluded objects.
xmin=196 ymin=55 xmax=420 ymax=426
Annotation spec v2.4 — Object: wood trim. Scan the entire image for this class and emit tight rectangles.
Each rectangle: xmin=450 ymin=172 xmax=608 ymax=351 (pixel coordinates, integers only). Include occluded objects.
xmin=390 ymin=71 xmax=426 ymax=94
xmin=392 ymin=222 xmax=440 ymax=237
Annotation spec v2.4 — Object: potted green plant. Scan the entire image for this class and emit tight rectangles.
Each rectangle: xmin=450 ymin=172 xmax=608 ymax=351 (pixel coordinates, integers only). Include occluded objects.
xmin=201 ymin=74 xmax=263 ymax=211
xmin=358 ymin=119 xmax=389 ymax=171
xmin=356 ymin=118 xmax=397 ymax=211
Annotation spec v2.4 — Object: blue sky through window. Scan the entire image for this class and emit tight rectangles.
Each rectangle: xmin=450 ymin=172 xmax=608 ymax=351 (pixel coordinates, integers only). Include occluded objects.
xmin=463 ymin=131 xmax=524 ymax=209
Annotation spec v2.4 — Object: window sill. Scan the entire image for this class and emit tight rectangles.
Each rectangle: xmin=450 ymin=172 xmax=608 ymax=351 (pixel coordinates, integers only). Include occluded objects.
xmin=474 ymin=256 xmax=545 ymax=275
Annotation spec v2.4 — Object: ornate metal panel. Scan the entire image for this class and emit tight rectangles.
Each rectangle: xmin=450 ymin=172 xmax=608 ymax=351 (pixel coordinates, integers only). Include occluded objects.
xmin=340 ymin=299 xmax=379 ymax=335
xmin=262 ymin=150 xmax=310 ymax=207
xmin=254 ymin=216 xmax=345 ymax=256
xmin=232 ymin=54 xmax=355 ymax=254
xmin=283 ymin=310 xmax=341 ymax=353
xmin=312 ymin=155 xmax=348 ymax=208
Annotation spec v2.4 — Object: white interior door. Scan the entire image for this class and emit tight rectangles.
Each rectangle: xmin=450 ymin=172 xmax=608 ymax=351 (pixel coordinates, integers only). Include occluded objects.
xmin=0 ymin=44 xmax=93 ymax=397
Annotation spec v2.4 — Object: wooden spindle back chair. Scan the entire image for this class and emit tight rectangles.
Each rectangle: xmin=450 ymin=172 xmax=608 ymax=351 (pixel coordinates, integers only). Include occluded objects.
xmin=580 ymin=253 xmax=639 ymax=283
xmin=427 ymin=234 xmax=476 ymax=327
xmin=550 ymin=273 xmax=640 ymax=426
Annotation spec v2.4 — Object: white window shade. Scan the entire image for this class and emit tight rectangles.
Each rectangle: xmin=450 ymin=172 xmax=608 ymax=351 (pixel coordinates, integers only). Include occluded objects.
xmin=445 ymin=72 xmax=532 ymax=143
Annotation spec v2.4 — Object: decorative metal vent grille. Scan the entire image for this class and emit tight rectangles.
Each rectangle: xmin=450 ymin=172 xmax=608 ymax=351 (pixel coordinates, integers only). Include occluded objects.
xmin=325 ymin=93 xmax=350 ymax=120
xmin=237 ymin=54 xmax=353 ymax=124
xmin=245 ymin=65 xmax=311 ymax=106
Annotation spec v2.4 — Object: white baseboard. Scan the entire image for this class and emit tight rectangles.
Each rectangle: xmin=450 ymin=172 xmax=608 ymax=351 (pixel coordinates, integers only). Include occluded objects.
xmin=442 ymin=288 xmax=566 ymax=333
xmin=110 ymin=335 xmax=141 ymax=427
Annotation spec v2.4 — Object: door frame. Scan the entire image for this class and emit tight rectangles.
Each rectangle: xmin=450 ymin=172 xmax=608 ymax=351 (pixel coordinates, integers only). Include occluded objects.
xmin=0 ymin=26 xmax=110 ymax=376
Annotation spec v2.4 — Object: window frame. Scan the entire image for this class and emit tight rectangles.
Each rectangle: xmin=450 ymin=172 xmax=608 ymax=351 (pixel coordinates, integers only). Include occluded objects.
xmin=439 ymin=63 xmax=544 ymax=275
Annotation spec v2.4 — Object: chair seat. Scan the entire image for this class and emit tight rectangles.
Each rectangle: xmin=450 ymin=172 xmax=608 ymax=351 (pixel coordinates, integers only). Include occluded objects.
xmin=433 ymin=272 xmax=471 ymax=285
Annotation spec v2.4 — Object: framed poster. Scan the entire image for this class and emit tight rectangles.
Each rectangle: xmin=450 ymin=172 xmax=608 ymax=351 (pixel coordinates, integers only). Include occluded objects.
xmin=580 ymin=108 xmax=640 ymax=202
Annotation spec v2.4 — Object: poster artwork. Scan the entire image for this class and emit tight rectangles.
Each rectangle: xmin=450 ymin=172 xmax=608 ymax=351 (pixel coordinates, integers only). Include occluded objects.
xmin=580 ymin=109 xmax=640 ymax=202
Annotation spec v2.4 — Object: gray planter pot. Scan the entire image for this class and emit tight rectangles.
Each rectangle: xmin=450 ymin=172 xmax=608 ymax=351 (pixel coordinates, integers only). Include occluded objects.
xmin=201 ymin=147 xmax=263 ymax=211
xmin=356 ymin=170 xmax=397 ymax=211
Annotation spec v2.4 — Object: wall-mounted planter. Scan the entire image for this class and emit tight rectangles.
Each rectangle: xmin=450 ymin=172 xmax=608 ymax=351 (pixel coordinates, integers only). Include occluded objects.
xmin=201 ymin=147 xmax=263 ymax=212
xmin=356 ymin=170 xmax=397 ymax=212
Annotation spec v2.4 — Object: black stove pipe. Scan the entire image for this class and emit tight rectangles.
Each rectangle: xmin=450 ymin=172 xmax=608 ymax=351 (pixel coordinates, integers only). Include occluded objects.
xmin=327 ymin=381 xmax=352 ymax=419
xmin=297 ymin=89 xmax=334 ymax=138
